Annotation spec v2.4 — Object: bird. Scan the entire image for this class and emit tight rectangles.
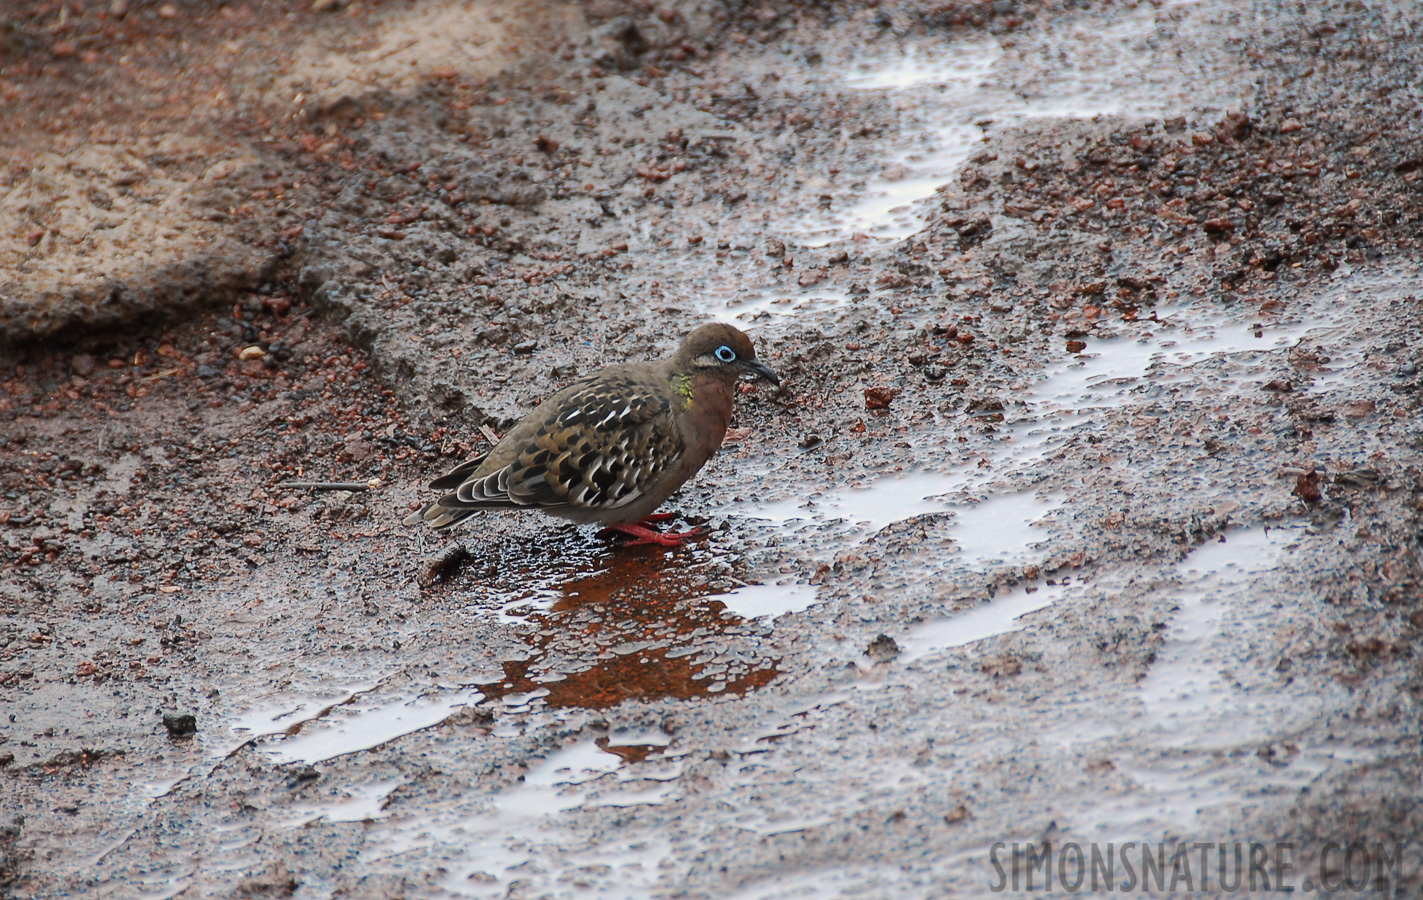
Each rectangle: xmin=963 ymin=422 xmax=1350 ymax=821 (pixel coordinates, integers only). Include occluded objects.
xmin=403 ymin=323 xmax=780 ymax=546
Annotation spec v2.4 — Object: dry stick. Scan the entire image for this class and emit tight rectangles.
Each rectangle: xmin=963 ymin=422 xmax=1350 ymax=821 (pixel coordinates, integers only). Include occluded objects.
xmin=479 ymin=423 xmax=500 ymax=445
xmin=278 ymin=481 xmax=373 ymax=492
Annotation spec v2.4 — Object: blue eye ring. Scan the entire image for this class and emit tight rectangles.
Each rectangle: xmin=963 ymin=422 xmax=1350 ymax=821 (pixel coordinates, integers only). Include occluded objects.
xmin=714 ymin=345 xmax=737 ymax=363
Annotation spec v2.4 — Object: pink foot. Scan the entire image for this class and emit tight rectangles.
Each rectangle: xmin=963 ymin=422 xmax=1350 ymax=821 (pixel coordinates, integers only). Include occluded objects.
xmin=641 ymin=512 xmax=677 ymax=523
xmin=599 ymin=521 xmax=709 ymax=547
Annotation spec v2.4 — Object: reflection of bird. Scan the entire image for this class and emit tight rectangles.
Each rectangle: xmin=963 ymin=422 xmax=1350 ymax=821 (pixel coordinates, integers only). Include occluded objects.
xmin=404 ymin=323 xmax=780 ymax=546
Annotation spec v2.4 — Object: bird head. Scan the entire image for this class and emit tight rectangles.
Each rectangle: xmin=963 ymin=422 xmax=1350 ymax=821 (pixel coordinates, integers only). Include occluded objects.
xmin=675 ymin=323 xmax=780 ymax=388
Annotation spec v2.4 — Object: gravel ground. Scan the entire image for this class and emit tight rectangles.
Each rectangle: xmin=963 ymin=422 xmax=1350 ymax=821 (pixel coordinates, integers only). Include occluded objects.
xmin=2 ymin=0 xmax=1421 ymax=897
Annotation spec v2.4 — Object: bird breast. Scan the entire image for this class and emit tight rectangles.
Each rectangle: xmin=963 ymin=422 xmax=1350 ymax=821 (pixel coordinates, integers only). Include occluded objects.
xmin=675 ymin=374 xmax=736 ymax=472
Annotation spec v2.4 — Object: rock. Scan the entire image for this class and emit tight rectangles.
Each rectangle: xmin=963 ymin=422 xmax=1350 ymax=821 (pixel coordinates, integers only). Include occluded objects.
xmin=1294 ymin=471 xmax=1322 ymax=505
xmin=162 ymin=713 xmax=197 ymax=736
xmin=866 ymin=634 xmax=901 ymax=662
xmin=865 ymin=386 xmax=896 ymax=410
xmin=418 ymin=543 xmax=469 ymax=589
xmin=797 ymin=268 xmax=828 ymax=287
xmin=70 ymin=354 xmax=96 ymax=377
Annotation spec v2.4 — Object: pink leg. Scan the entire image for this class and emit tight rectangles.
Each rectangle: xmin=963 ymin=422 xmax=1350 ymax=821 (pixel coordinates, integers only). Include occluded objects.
xmin=600 ymin=521 xmax=709 ymax=547
xmin=641 ymin=512 xmax=677 ymax=523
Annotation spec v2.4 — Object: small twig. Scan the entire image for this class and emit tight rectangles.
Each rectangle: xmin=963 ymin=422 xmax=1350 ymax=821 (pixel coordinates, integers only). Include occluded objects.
xmin=139 ymin=367 xmax=185 ymax=383
xmin=278 ymin=480 xmax=379 ymax=492
xmin=479 ymin=424 xmax=500 ymax=445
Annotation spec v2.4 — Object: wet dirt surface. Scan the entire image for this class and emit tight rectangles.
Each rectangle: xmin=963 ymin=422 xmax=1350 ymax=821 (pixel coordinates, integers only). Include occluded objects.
xmin=3 ymin=0 xmax=1423 ymax=897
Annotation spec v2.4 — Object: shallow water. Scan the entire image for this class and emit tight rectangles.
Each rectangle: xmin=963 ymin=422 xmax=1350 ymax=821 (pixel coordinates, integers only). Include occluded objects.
xmin=785 ymin=0 xmax=1245 ymax=246
xmin=900 ymin=580 xmax=1074 ymax=664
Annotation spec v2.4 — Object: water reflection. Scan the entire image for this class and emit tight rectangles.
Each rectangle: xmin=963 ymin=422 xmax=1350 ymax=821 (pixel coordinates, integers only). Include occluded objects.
xmin=482 ymin=547 xmax=781 ymax=709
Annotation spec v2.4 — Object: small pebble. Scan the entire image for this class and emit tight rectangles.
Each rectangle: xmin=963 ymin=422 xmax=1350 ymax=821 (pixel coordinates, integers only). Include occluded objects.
xmin=866 ymin=634 xmax=901 ymax=663
xmin=865 ymin=387 xmax=895 ymax=410
xmin=162 ymin=713 xmax=197 ymax=737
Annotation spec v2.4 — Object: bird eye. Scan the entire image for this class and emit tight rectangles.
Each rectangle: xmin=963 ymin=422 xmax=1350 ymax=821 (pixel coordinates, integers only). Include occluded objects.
xmin=714 ymin=345 xmax=737 ymax=363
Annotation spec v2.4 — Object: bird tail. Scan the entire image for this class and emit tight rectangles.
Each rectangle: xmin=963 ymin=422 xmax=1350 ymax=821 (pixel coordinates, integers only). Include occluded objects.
xmin=402 ymin=503 xmax=480 ymax=530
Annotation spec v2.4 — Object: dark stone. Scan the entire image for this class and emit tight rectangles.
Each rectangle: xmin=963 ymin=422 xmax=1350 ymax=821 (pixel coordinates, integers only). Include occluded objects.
xmin=162 ymin=713 xmax=197 ymax=737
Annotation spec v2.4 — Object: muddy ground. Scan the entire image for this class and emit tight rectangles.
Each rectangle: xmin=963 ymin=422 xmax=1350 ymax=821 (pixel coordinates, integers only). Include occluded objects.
xmin=2 ymin=0 xmax=1422 ymax=897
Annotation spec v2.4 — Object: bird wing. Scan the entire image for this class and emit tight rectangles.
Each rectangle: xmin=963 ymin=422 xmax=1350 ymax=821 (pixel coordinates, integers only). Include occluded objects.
xmin=446 ymin=373 xmax=685 ymax=513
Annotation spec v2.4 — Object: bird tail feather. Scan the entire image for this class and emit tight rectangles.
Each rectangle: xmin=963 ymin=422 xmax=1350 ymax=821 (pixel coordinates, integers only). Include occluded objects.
xmin=402 ymin=504 xmax=480 ymax=530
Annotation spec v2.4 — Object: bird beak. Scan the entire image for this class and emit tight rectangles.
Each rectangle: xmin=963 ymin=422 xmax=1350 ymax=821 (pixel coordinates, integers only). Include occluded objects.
xmin=745 ymin=359 xmax=780 ymax=388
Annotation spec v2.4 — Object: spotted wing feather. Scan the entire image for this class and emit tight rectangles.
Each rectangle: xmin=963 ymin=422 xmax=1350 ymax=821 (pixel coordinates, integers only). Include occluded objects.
xmin=427 ymin=454 xmax=488 ymax=491
xmin=429 ymin=374 xmax=685 ymax=519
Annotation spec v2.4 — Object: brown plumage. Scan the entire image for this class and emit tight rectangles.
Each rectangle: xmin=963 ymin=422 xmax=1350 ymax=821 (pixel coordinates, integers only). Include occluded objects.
xmin=403 ymin=323 xmax=779 ymax=545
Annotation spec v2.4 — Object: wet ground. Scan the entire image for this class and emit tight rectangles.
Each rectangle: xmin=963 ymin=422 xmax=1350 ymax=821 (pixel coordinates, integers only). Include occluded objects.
xmin=2 ymin=0 xmax=1422 ymax=897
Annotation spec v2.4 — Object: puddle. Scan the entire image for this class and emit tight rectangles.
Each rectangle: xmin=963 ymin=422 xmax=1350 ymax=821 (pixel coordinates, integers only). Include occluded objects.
xmin=790 ymin=40 xmax=1001 ymax=247
xmin=479 ymin=548 xmax=782 ymax=708
xmin=1094 ymin=756 xmax=1259 ymax=835
xmin=742 ymin=473 xmax=1059 ymax=568
xmin=721 ymin=864 xmax=923 ymax=900
xmin=841 ymin=42 xmax=1001 ymax=92
xmin=949 ymin=491 xmax=1061 ymax=564
xmin=986 ymin=275 xmax=1388 ymax=484
xmin=715 ymin=581 xmax=820 ymax=619
xmin=1139 ymin=526 xmax=1310 ymax=743
xmin=488 ymin=533 xmax=730 ymax=619
xmin=478 ymin=615 xmax=779 ymax=709
xmin=277 ymin=779 xmax=403 ymax=828
xmin=743 ymin=470 xmax=965 ymax=532
xmin=135 ymin=867 xmax=195 ymax=900
xmin=1025 ymin=305 xmax=1326 ymax=414
xmin=1079 ymin=738 xmax=1372 ymax=840
xmin=258 ymin=687 xmax=486 ymax=765
xmin=732 ymin=811 xmax=835 ymax=837
xmin=364 ymin=737 xmax=682 ymax=897
xmin=713 ymin=288 xmax=848 ymax=325
xmin=1049 ymin=526 xmax=1371 ymax=838
xmin=227 ymin=682 xmax=380 ymax=742
xmin=225 ymin=678 xmax=490 ymax=767
xmin=787 ymin=0 xmax=1245 ymax=245
xmin=900 ymin=580 xmax=1073 ymax=664
xmin=214 ymin=541 xmax=785 ymax=768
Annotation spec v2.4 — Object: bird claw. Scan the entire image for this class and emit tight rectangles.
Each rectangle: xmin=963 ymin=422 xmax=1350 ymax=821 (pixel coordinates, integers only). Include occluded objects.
xmin=599 ymin=521 xmax=710 ymax=547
